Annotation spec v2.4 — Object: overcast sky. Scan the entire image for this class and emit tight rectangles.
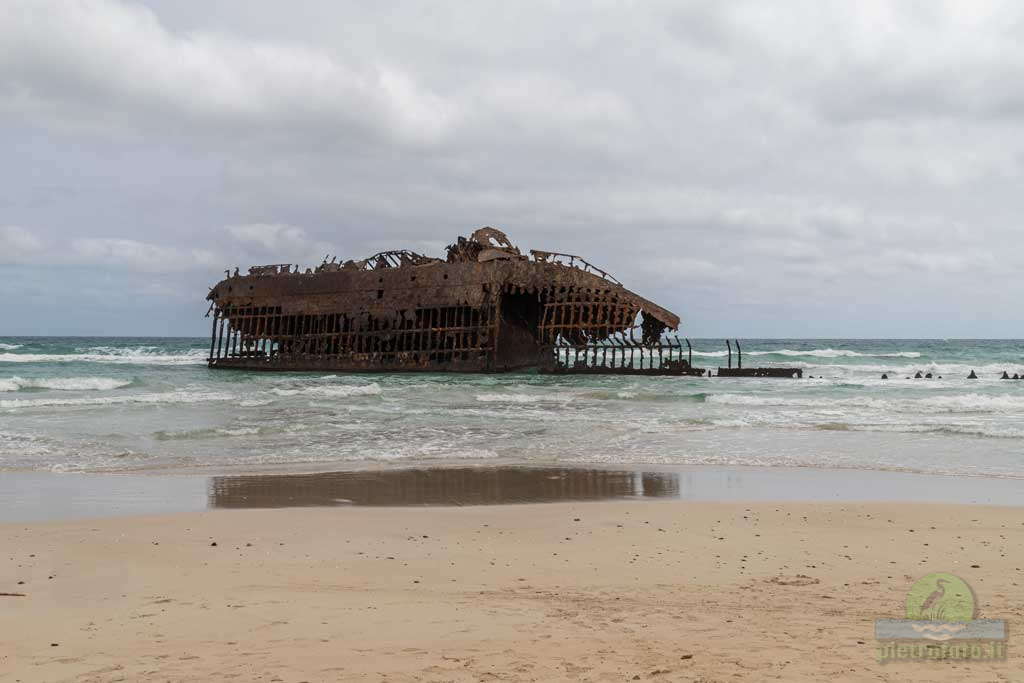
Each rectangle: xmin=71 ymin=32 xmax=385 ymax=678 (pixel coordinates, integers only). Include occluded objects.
xmin=2 ymin=0 xmax=1023 ymax=338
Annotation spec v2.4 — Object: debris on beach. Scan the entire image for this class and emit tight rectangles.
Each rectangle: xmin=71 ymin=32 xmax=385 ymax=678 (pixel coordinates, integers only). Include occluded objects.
xmin=766 ymin=574 xmax=820 ymax=586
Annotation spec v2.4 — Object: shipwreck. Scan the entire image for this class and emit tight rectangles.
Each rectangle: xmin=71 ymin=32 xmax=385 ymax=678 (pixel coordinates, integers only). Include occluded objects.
xmin=205 ymin=227 xmax=699 ymax=374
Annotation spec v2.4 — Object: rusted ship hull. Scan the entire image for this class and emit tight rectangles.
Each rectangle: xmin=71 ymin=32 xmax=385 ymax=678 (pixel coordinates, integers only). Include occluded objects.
xmin=206 ymin=228 xmax=689 ymax=374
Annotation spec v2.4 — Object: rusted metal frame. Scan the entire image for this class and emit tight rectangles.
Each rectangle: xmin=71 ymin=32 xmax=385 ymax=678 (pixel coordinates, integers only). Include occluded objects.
xmin=491 ymin=288 xmax=502 ymax=370
xmin=265 ymin=313 xmax=275 ymax=358
xmin=270 ymin=314 xmax=279 ymax=354
xmin=441 ymin=306 xmax=450 ymax=360
xmin=259 ymin=308 xmax=269 ymax=358
xmin=247 ymin=308 xmax=255 ymax=355
xmin=538 ymin=291 xmax=554 ymax=345
xmin=310 ymin=312 xmax=318 ymax=359
xmin=208 ymin=310 xmax=219 ymax=362
xmin=326 ymin=313 xmax=336 ymax=358
xmin=455 ymin=305 xmax=464 ymax=360
xmin=257 ymin=308 xmax=266 ymax=356
xmin=325 ymin=305 xmax=491 ymax=364
xmin=627 ymin=327 xmax=636 ymax=369
xmin=345 ymin=313 xmax=354 ymax=356
xmin=322 ymin=313 xmax=330 ymax=359
xmin=460 ymin=306 xmax=470 ymax=359
xmin=316 ymin=313 xmax=323 ymax=358
xmin=229 ymin=315 xmax=238 ymax=358
xmin=252 ymin=308 xmax=261 ymax=357
xmin=300 ymin=314 xmax=309 ymax=358
xmin=234 ymin=309 xmax=245 ymax=356
xmin=216 ymin=312 xmax=226 ymax=361
xmin=312 ymin=313 xmax=321 ymax=359
xmin=392 ymin=312 xmax=402 ymax=359
xmin=241 ymin=308 xmax=251 ymax=355
xmin=250 ymin=308 xmax=260 ymax=357
xmin=432 ymin=307 xmax=441 ymax=354
xmin=322 ymin=313 xmax=333 ymax=356
xmin=445 ymin=306 xmax=452 ymax=360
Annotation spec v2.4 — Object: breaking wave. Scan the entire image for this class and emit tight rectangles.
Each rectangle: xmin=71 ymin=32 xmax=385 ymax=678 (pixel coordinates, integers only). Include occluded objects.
xmin=1 ymin=390 xmax=234 ymax=410
xmin=0 ymin=348 xmax=207 ymax=365
xmin=270 ymin=383 xmax=382 ymax=398
xmin=153 ymin=426 xmax=263 ymax=441
xmin=475 ymin=393 xmax=573 ymax=404
xmin=0 ymin=343 xmax=23 ymax=350
xmin=0 ymin=376 xmax=133 ymax=392
xmin=706 ymin=392 xmax=1024 ymax=414
xmin=747 ymin=348 xmax=921 ymax=358
xmin=690 ymin=348 xmax=920 ymax=359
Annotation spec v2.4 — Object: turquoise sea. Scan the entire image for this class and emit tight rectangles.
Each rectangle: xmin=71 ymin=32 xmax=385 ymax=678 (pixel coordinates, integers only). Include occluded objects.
xmin=3 ymin=337 xmax=1024 ymax=478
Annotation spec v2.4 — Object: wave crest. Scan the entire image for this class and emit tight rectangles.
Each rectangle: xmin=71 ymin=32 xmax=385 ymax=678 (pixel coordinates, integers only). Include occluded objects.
xmin=746 ymin=348 xmax=921 ymax=358
xmin=1 ymin=390 xmax=234 ymax=410
xmin=270 ymin=383 xmax=382 ymax=398
xmin=0 ymin=348 xmax=206 ymax=366
xmin=0 ymin=376 xmax=133 ymax=392
xmin=706 ymin=392 xmax=1024 ymax=414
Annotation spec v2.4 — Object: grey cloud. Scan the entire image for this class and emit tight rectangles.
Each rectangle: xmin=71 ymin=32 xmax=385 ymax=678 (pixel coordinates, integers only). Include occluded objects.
xmin=2 ymin=0 xmax=1024 ymax=337
xmin=2 ymin=0 xmax=458 ymax=145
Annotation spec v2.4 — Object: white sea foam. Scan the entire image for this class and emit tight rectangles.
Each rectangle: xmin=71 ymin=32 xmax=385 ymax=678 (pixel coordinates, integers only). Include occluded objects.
xmin=475 ymin=392 xmax=573 ymax=404
xmin=0 ymin=376 xmax=133 ymax=392
xmin=745 ymin=348 xmax=921 ymax=358
xmin=271 ymin=383 xmax=381 ymax=398
xmin=0 ymin=348 xmax=207 ymax=365
xmin=217 ymin=427 xmax=260 ymax=436
xmin=690 ymin=348 xmax=921 ymax=359
xmin=0 ymin=343 xmax=23 ymax=350
xmin=706 ymin=392 xmax=1024 ymax=414
xmin=0 ymin=390 xmax=234 ymax=410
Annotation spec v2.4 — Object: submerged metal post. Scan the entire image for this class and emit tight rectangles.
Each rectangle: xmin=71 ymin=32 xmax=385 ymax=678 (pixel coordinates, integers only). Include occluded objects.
xmin=685 ymin=337 xmax=692 ymax=367
xmin=726 ymin=339 xmax=732 ymax=369
xmin=735 ymin=339 xmax=742 ymax=369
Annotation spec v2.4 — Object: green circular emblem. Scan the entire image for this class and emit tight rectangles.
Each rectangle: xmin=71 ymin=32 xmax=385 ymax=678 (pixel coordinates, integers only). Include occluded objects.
xmin=906 ymin=572 xmax=976 ymax=622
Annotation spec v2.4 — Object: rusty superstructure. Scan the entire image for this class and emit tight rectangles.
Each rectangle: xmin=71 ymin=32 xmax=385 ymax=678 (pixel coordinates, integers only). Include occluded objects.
xmin=206 ymin=227 xmax=695 ymax=374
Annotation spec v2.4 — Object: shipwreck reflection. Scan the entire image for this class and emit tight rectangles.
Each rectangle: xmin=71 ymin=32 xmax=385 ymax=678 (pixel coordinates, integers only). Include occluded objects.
xmin=208 ymin=466 xmax=681 ymax=509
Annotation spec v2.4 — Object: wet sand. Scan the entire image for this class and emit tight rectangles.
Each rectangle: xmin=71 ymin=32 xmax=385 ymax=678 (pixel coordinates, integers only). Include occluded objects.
xmin=5 ymin=465 xmax=1024 ymax=521
xmin=3 ymin=494 xmax=1024 ymax=681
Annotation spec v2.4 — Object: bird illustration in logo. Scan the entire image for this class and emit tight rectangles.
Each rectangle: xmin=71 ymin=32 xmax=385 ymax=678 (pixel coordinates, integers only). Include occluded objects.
xmin=919 ymin=578 xmax=949 ymax=615
xmin=906 ymin=572 xmax=976 ymax=625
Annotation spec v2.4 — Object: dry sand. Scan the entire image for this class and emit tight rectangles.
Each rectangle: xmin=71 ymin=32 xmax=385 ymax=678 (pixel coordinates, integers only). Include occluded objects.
xmin=2 ymin=500 xmax=1023 ymax=681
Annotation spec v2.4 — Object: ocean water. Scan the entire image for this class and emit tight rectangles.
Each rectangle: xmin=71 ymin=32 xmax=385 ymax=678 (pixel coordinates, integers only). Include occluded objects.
xmin=3 ymin=337 xmax=1024 ymax=478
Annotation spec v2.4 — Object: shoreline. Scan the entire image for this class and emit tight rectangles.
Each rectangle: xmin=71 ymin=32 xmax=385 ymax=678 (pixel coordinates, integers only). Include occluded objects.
xmin=4 ymin=463 xmax=1024 ymax=522
xmin=3 ymin=499 xmax=1021 ymax=681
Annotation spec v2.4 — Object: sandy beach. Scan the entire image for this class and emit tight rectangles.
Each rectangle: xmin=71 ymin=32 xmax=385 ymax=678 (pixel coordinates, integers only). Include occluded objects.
xmin=3 ymin=498 xmax=1023 ymax=682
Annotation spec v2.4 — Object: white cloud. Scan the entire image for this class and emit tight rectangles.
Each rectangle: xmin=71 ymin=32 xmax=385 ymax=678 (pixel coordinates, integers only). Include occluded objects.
xmin=224 ymin=223 xmax=337 ymax=267
xmin=226 ymin=223 xmax=307 ymax=251
xmin=0 ymin=0 xmax=459 ymax=145
xmin=0 ymin=226 xmax=45 ymax=262
xmin=69 ymin=238 xmax=220 ymax=273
